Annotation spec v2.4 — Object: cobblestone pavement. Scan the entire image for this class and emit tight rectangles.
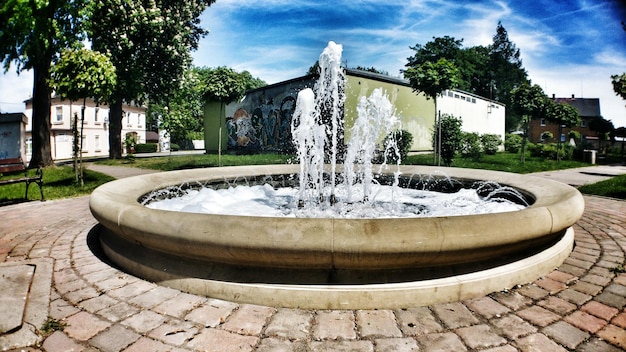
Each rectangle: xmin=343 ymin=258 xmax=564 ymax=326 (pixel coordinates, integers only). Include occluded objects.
xmin=1 ymin=193 xmax=625 ymax=351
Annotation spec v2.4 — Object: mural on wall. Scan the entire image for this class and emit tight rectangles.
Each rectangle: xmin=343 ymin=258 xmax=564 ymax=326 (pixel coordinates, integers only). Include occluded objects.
xmin=226 ymin=95 xmax=297 ymax=153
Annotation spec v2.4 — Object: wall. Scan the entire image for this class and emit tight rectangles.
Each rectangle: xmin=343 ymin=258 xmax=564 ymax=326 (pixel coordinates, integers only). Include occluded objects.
xmin=24 ymin=98 xmax=146 ymax=160
xmin=438 ymin=89 xmax=506 ymax=144
xmin=0 ymin=113 xmax=27 ymax=159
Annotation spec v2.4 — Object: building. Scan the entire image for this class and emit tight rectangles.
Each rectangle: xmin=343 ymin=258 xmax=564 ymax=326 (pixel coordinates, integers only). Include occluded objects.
xmin=0 ymin=113 xmax=28 ymax=160
xmin=528 ymin=94 xmax=602 ymax=148
xmin=207 ymin=69 xmax=504 ymax=154
xmin=23 ymin=97 xmax=147 ymax=161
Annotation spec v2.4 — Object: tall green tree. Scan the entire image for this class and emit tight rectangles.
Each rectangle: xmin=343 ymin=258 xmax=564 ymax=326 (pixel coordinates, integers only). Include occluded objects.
xmin=510 ymin=83 xmax=549 ymax=163
xmin=50 ymin=48 xmax=116 ymax=184
xmin=611 ymin=73 xmax=626 ymax=100
xmin=0 ymin=0 xmax=87 ymax=167
xmin=489 ymin=22 xmax=529 ymax=131
xmin=87 ymin=0 xmax=214 ymax=158
xmin=546 ymin=102 xmax=580 ymax=161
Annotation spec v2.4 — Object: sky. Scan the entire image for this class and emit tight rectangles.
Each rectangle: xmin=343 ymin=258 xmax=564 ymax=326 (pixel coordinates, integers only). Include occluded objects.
xmin=1 ymin=0 xmax=626 ymax=127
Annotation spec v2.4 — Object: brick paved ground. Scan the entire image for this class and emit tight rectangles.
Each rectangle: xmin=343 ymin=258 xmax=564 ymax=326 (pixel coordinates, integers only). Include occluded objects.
xmin=0 ymin=194 xmax=624 ymax=351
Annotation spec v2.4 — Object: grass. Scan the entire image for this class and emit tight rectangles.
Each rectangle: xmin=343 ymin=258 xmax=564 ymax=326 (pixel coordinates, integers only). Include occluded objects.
xmin=577 ymin=174 xmax=626 ymax=199
xmin=95 ymin=152 xmax=294 ymax=171
xmin=0 ymin=165 xmax=115 ymax=204
xmin=404 ymin=152 xmax=590 ymax=174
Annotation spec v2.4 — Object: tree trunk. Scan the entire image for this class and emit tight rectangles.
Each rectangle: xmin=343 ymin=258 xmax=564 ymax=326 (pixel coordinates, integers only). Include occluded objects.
xmin=108 ymin=100 xmax=124 ymax=159
xmin=28 ymin=64 xmax=54 ymax=168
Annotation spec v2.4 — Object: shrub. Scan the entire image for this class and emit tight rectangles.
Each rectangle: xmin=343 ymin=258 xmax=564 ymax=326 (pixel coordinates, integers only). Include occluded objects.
xmin=504 ymin=134 xmax=522 ymax=153
xmin=527 ymin=142 xmax=543 ymax=157
xmin=461 ymin=132 xmax=483 ymax=161
xmin=433 ymin=114 xmax=463 ymax=166
xmin=384 ymin=129 xmax=414 ymax=163
xmin=481 ymin=134 xmax=502 ymax=155
xmin=540 ymin=131 xmax=553 ymax=142
xmin=170 ymin=143 xmax=180 ymax=151
xmin=134 ymin=143 xmax=158 ymax=153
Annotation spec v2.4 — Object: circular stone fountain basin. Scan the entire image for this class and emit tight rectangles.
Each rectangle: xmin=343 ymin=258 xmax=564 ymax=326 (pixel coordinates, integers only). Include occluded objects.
xmin=90 ymin=164 xmax=584 ymax=309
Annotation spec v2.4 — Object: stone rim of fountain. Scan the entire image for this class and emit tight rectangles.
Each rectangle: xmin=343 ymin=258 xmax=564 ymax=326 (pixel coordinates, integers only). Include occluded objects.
xmin=90 ymin=164 xmax=584 ymax=309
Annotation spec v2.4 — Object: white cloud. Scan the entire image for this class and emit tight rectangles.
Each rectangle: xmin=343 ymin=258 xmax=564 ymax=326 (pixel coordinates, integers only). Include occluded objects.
xmin=0 ymin=69 xmax=32 ymax=113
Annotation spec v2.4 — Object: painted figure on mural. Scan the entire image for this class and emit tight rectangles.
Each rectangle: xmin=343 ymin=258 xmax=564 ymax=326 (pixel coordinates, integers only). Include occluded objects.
xmin=227 ymin=108 xmax=261 ymax=151
xmin=278 ymin=96 xmax=296 ymax=152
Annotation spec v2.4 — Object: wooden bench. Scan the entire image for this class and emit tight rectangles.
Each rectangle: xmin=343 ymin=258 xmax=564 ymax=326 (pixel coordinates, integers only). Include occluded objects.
xmin=0 ymin=158 xmax=45 ymax=201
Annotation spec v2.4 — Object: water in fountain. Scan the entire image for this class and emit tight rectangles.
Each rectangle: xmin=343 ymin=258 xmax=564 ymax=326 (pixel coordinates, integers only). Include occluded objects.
xmin=144 ymin=41 xmax=527 ymax=218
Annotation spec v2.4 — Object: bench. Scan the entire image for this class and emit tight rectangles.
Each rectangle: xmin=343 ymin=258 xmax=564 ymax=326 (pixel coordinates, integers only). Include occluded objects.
xmin=0 ymin=157 xmax=45 ymax=201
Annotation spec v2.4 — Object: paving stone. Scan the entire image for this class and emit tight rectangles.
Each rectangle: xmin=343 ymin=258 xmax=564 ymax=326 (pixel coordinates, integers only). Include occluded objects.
xmin=394 ymin=307 xmax=442 ymax=336
xmin=356 ymin=310 xmax=402 ymax=338
xmin=417 ymin=332 xmax=467 ymax=352
xmin=537 ymin=296 xmax=577 ymax=315
xmin=516 ymin=306 xmax=561 ymax=327
xmin=88 ymin=324 xmax=140 ymax=352
xmin=465 ymin=296 xmax=510 ymax=319
xmin=557 ymin=263 xmax=587 ymax=277
xmin=611 ymin=310 xmax=626 ymax=328
xmin=605 ymin=283 xmax=626 ymax=297
xmin=491 ymin=291 xmax=532 ymax=311
xmin=594 ymin=291 xmax=626 ymax=309
xmin=615 ymin=273 xmax=626 ymax=286
xmin=264 ymin=308 xmax=312 ymax=340
xmin=125 ymin=337 xmax=189 ymax=352
xmin=152 ymin=292 xmax=206 ymax=318
xmin=597 ymin=324 xmax=626 ymax=350
xmin=184 ymin=299 xmax=238 ymax=327
xmin=576 ymin=337 xmax=625 ymax=352
xmin=64 ymin=286 xmax=101 ymax=305
xmin=431 ymin=302 xmax=479 ymax=329
xmin=516 ymin=284 xmax=549 ymax=300
xmin=187 ymin=329 xmax=258 ymax=352
xmin=456 ymin=324 xmax=506 ymax=349
xmin=557 ymin=288 xmax=592 ymax=305
xmin=221 ymin=304 xmax=275 ymax=336
xmin=374 ymin=337 xmax=419 ymax=352
xmin=581 ymin=300 xmax=619 ymax=321
xmin=63 ymin=311 xmax=111 ymax=341
xmin=79 ymin=294 xmax=119 ymax=313
xmin=255 ymin=337 xmax=307 ymax=352
xmin=491 ymin=314 xmax=537 ymax=339
xmin=147 ymin=319 xmax=198 ymax=346
xmin=534 ymin=277 xmax=567 ymax=294
xmin=564 ymin=311 xmax=608 ymax=333
xmin=514 ymin=333 xmax=567 ymax=352
xmin=127 ymin=286 xmax=180 ymax=309
xmin=41 ymin=331 xmax=85 ymax=352
xmin=49 ymin=299 xmax=80 ymax=320
xmin=121 ymin=310 xmax=166 ymax=334
xmin=309 ymin=340 xmax=374 ymax=351
xmin=106 ymin=280 xmax=155 ymax=300
xmin=479 ymin=345 xmax=518 ymax=352
xmin=312 ymin=311 xmax=356 ymax=340
xmin=96 ymin=301 xmax=139 ymax=323
xmin=570 ymin=281 xmax=603 ymax=295
xmin=582 ymin=273 xmax=613 ymax=286
xmin=542 ymin=321 xmax=590 ymax=349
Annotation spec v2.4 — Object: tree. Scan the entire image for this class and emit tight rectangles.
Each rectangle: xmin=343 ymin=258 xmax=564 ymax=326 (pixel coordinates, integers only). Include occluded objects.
xmin=589 ymin=117 xmax=615 ymax=152
xmin=433 ymin=114 xmax=463 ymax=166
xmin=1 ymin=0 xmax=87 ymax=167
xmin=50 ymin=48 xmax=116 ymax=184
xmin=545 ymin=102 xmax=580 ymax=160
xmin=510 ymin=83 xmax=549 ymax=163
xmin=611 ymin=73 xmax=626 ymax=99
xmin=404 ymin=58 xmax=460 ymax=165
xmin=87 ymin=0 xmax=215 ymax=159
xmin=489 ymin=22 xmax=529 ymax=131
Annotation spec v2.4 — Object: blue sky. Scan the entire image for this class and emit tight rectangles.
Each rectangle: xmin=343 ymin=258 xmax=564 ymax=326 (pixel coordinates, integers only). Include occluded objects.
xmin=2 ymin=0 xmax=626 ymax=127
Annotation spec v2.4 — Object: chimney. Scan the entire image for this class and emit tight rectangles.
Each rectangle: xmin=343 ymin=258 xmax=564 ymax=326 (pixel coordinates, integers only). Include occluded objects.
xmin=571 ymin=94 xmax=575 ymax=99
xmin=552 ymin=94 xmax=555 ymax=99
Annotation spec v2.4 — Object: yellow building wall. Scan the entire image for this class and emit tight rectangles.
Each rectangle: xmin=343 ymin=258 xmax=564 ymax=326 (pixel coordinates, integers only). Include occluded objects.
xmin=344 ymin=74 xmax=435 ymax=151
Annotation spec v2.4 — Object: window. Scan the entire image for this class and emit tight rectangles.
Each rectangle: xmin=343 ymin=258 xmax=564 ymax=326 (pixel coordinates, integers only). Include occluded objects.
xmin=581 ymin=119 xmax=586 ymax=128
xmin=137 ymin=113 xmax=143 ymax=128
xmin=55 ymin=106 xmax=63 ymax=123
xmin=447 ymin=91 xmax=453 ymax=97
xmin=540 ymin=118 xmax=546 ymax=126
xmin=471 ymin=98 xmax=476 ymax=104
xmin=25 ymin=137 xmax=32 ymax=156
xmin=94 ymin=107 xmax=100 ymax=124
xmin=81 ymin=135 xmax=88 ymax=153
xmin=95 ymin=135 xmax=101 ymax=151
xmin=126 ymin=112 xmax=131 ymax=125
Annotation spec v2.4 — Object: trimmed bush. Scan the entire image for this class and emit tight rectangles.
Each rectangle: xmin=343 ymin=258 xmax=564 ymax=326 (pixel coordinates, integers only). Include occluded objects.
xmin=481 ymin=134 xmax=502 ymax=155
xmin=505 ymin=133 xmax=522 ymax=153
xmin=461 ymin=132 xmax=483 ymax=161
xmin=384 ymin=129 xmax=414 ymax=163
xmin=170 ymin=143 xmax=180 ymax=151
xmin=134 ymin=143 xmax=158 ymax=153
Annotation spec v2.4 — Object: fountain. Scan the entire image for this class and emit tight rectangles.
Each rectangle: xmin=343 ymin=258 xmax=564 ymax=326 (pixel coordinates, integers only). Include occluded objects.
xmin=90 ymin=42 xmax=584 ymax=309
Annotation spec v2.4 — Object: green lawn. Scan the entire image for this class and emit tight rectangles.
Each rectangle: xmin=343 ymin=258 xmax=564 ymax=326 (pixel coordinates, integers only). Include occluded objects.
xmin=0 ymin=166 xmax=115 ymax=204
xmin=578 ymin=174 xmax=626 ymax=199
xmin=95 ymin=153 xmax=294 ymax=171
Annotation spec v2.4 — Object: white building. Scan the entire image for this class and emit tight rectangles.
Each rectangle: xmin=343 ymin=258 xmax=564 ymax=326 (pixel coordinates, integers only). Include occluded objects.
xmin=438 ymin=89 xmax=506 ymax=145
xmin=24 ymin=97 xmax=147 ymax=161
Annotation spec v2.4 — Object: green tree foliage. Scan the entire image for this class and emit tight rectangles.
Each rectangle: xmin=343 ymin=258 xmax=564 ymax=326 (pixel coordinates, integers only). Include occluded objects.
xmin=197 ymin=66 xmax=247 ymax=103
xmin=404 ymin=58 xmax=460 ymax=102
xmin=405 ymin=23 xmax=529 ymax=131
xmin=87 ymin=0 xmax=215 ymax=158
xmin=611 ymin=73 xmax=626 ymax=100
xmin=1 ymin=0 xmax=87 ymax=167
xmin=433 ymin=114 xmax=463 ymax=166
xmin=481 ymin=134 xmax=502 ymax=155
xmin=460 ymin=132 xmax=483 ymax=161
xmin=355 ymin=66 xmax=389 ymax=76
xmin=50 ymin=48 xmax=117 ymax=103
xmin=589 ymin=117 xmax=615 ymax=151
xmin=511 ymin=83 xmax=549 ymax=162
